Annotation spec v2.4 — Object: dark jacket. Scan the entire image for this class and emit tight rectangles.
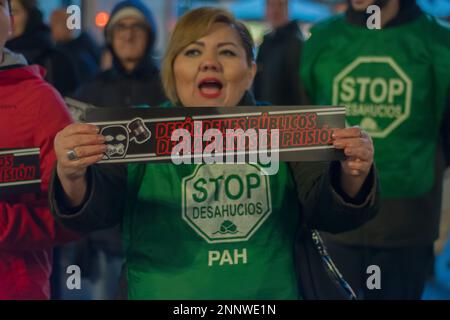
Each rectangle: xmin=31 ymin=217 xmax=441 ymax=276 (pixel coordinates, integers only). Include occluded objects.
xmin=74 ymin=0 xmax=165 ymax=108
xmin=56 ymin=32 xmax=101 ymax=86
xmin=6 ymin=7 xmax=79 ymax=96
xmin=322 ymin=0 xmax=450 ymax=248
xmin=74 ymin=58 xmax=165 ymax=108
xmin=253 ymin=20 xmax=309 ymax=105
xmin=48 ymin=92 xmax=380 ymax=299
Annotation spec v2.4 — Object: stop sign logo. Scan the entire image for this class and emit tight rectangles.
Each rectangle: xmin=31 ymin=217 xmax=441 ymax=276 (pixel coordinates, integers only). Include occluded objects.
xmin=333 ymin=56 xmax=412 ymax=138
xmin=182 ymin=164 xmax=272 ymax=244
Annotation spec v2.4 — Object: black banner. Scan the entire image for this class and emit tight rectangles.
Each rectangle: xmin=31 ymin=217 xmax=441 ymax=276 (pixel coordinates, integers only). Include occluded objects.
xmin=86 ymin=105 xmax=346 ymax=164
xmin=0 ymin=148 xmax=41 ymax=196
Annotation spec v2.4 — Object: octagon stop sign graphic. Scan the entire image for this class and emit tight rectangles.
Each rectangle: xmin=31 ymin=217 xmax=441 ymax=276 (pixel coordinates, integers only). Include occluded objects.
xmin=182 ymin=164 xmax=272 ymax=244
xmin=333 ymin=56 xmax=412 ymax=138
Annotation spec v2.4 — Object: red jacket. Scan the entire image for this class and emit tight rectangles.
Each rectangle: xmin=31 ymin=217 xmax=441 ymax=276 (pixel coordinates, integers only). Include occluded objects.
xmin=0 ymin=61 xmax=79 ymax=299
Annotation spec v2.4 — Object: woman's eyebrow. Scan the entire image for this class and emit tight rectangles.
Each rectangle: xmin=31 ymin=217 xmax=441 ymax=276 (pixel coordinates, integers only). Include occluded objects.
xmin=218 ymin=42 xmax=238 ymax=48
xmin=189 ymin=41 xmax=239 ymax=48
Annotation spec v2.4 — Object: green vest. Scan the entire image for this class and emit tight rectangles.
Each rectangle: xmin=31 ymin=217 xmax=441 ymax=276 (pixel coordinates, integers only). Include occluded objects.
xmin=123 ymin=162 xmax=300 ymax=299
xmin=301 ymin=14 xmax=450 ymax=198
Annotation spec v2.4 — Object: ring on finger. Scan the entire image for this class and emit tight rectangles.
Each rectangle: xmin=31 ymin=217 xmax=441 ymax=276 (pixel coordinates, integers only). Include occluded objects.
xmin=67 ymin=149 xmax=79 ymax=161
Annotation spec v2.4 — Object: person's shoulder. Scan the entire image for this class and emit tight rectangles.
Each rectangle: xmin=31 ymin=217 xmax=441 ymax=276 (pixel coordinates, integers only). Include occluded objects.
xmin=30 ymin=76 xmax=71 ymax=125
xmin=419 ymin=13 xmax=450 ymax=29
xmin=19 ymin=66 xmax=62 ymax=98
xmin=415 ymin=14 xmax=450 ymax=57
xmin=283 ymin=20 xmax=303 ymax=40
xmin=33 ymin=80 xmax=66 ymax=109
xmin=309 ymin=14 xmax=346 ymax=35
xmin=421 ymin=14 xmax=450 ymax=40
xmin=259 ymin=28 xmax=278 ymax=48
xmin=1 ymin=66 xmax=69 ymax=125
xmin=302 ymin=15 xmax=345 ymax=54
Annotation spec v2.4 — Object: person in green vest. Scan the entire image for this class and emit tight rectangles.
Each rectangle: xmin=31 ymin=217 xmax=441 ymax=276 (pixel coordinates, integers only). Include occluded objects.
xmin=49 ymin=7 xmax=379 ymax=300
xmin=300 ymin=0 xmax=450 ymax=299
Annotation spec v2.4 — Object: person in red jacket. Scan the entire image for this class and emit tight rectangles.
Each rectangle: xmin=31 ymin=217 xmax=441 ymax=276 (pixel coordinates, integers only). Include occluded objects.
xmin=0 ymin=0 xmax=79 ymax=299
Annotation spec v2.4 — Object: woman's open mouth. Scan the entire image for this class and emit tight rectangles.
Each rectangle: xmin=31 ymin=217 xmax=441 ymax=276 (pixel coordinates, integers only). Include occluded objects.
xmin=198 ymin=78 xmax=223 ymax=99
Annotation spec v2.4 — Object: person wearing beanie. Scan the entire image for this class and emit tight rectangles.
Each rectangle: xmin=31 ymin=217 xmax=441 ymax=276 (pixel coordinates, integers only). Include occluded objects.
xmin=301 ymin=0 xmax=450 ymax=299
xmin=74 ymin=0 xmax=166 ymax=108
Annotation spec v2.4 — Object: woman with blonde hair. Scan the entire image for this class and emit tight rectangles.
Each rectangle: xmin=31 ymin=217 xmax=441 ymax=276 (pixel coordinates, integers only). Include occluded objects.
xmin=49 ymin=7 xmax=379 ymax=299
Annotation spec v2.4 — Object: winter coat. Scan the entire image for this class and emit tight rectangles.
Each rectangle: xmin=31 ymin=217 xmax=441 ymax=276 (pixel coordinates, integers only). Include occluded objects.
xmin=0 ymin=49 xmax=79 ymax=299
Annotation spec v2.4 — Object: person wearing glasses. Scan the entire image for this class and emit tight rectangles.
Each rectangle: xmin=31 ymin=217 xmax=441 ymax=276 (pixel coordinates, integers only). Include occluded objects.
xmin=74 ymin=0 xmax=166 ymax=108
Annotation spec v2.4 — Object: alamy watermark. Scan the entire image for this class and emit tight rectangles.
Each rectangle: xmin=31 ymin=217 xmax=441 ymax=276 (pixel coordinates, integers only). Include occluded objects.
xmin=366 ymin=5 xmax=381 ymax=30
xmin=66 ymin=265 xmax=81 ymax=290
xmin=66 ymin=5 xmax=81 ymax=30
xmin=366 ymin=265 xmax=381 ymax=290
xmin=171 ymin=121 xmax=280 ymax=175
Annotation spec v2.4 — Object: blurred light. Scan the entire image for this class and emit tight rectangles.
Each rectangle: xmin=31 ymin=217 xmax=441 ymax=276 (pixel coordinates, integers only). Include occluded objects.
xmin=95 ymin=12 xmax=109 ymax=28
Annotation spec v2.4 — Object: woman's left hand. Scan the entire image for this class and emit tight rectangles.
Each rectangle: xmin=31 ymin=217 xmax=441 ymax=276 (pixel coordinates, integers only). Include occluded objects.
xmin=332 ymin=127 xmax=374 ymax=198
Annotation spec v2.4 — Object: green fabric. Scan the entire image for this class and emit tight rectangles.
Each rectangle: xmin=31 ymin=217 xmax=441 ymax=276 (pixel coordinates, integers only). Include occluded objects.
xmin=301 ymin=14 xmax=450 ymax=198
xmin=123 ymin=162 xmax=301 ymax=299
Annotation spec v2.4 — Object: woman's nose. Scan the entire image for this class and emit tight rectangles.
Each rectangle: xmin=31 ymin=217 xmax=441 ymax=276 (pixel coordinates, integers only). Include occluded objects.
xmin=199 ymin=59 xmax=222 ymax=72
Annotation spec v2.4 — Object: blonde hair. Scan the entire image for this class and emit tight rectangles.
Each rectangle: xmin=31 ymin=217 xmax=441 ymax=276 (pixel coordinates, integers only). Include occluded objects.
xmin=162 ymin=7 xmax=255 ymax=104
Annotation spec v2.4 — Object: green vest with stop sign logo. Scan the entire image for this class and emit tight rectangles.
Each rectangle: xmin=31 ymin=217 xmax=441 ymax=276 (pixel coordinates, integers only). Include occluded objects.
xmin=301 ymin=14 xmax=450 ymax=197
xmin=123 ymin=162 xmax=300 ymax=299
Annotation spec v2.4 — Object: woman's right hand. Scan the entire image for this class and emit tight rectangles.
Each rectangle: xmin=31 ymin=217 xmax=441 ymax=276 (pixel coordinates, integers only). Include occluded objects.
xmin=54 ymin=123 xmax=107 ymax=206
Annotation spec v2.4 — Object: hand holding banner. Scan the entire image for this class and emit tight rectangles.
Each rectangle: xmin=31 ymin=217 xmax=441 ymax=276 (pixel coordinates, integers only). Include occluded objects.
xmin=83 ymin=103 xmax=346 ymax=166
